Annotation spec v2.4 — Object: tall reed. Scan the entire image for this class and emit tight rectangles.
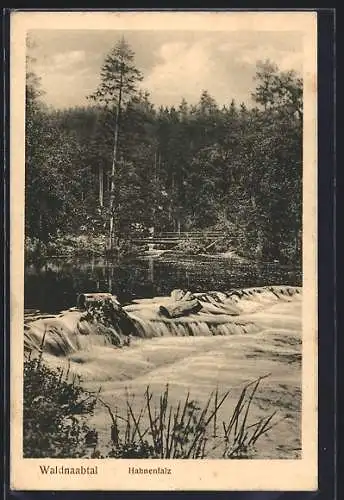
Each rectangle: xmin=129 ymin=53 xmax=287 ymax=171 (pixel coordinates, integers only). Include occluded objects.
xmin=99 ymin=375 xmax=279 ymax=459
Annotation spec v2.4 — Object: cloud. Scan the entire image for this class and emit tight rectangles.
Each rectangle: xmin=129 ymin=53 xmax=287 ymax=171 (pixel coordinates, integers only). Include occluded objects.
xmin=236 ymin=45 xmax=303 ymax=74
xmin=32 ymin=50 xmax=87 ymax=78
xmin=37 ymin=50 xmax=87 ymax=74
xmin=143 ymin=39 xmax=224 ymax=105
xmin=28 ymin=47 xmax=95 ymax=108
xmin=51 ymin=50 xmax=86 ymax=69
xmin=217 ymin=33 xmax=303 ymax=76
xmin=28 ymin=31 xmax=304 ymax=110
xmin=31 ymin=51 xmax=94 ymax=109
xmin=38 ymin=69 xmax=95 ymax=109
xmin=217 ymin=41 xmax=247 ymax=53
xmin=142 ymin=35 xmax=302 ymax=108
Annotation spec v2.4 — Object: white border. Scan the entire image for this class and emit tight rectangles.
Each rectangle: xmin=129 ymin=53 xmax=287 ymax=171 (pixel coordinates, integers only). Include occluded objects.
xmin=10 ymin=11 xmax=318 ymax=491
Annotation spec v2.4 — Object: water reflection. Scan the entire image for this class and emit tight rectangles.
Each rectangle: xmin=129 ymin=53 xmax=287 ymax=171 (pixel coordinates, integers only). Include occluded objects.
xmin=24 ymin=256 xmax=302 ymax=313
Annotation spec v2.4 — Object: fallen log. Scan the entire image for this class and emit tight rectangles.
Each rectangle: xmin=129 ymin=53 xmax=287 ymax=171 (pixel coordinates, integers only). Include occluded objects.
xmin=159 ymin=299 xmax=202 ymax=319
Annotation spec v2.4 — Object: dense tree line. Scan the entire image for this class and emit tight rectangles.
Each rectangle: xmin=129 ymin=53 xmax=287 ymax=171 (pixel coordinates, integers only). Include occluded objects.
xmin=25 ymin=38 xmax=302 ymax=264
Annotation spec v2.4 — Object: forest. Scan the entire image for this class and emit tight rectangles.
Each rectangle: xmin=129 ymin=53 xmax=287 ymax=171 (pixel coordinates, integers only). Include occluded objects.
xmin=25 ymin=37 xmax=302 ymax=264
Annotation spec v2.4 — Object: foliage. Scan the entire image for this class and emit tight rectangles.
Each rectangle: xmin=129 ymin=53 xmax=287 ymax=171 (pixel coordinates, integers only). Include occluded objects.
xmin=23 ymin=350 xmax=98 ymax=458
xmin=174 ymin=238 xmax=206 ymax=256
xmin=25 ymin=35 xmax=302 ymax=265
xmin=88 ymin=37 xmax=145 ymax=248
xmin=252 ymin=60 xmax=303 ymax=119
xmin=24 ymin=236 xmax=48 ymax=261
xmin=25 ymin=234 xmax=107 ymax=261
xmin=88 ymin=37 xmax=143 ymax=107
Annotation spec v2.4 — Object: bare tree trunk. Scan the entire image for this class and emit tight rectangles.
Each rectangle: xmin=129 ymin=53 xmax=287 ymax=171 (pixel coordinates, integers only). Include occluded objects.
xmin=152 ymin=151 xmax=157 ymax=233
xmin=148 ymin=257 xmax=154 ymax=282
xmin=154 ymin=151 xmax=157 ymax=182
xmin=99 ymin=164 xmax=104 ymax=207
xmin=108 ymin=64 xmax=123 ymax=251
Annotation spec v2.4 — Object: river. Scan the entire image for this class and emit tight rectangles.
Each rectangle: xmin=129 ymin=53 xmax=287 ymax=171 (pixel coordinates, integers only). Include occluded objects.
xmin=24 ymin=254 xmax=302 ymax=313
xmin=24 ymin=255 xmax=303 ymax=459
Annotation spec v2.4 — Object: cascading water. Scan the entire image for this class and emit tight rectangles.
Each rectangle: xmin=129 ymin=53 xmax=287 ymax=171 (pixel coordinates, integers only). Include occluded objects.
xmin=23 ymin=285 xmax=303 ymax=460
xmin=24 ymin=285 xmax=301 ymax=358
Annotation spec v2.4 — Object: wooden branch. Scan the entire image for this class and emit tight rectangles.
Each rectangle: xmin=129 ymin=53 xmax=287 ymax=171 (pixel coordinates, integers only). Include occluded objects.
xmin=170 ymin=289 xmax=195 ymax=301
xmin=203 ymin=236 xmax=226 ymax=252
xmin=159 ymin=299 xmax=202 ymax=319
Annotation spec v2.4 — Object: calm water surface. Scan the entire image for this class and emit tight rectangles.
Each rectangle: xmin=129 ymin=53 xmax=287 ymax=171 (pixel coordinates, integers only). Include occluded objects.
xmin=24 ymin=255 xmax=302 ymax=313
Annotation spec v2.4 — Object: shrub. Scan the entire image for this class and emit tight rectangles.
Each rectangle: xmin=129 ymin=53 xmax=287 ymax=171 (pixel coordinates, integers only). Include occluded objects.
xmin=23 ymin=350 xmax=98 ymax=458
xmin=104 ymin=237 xmax=146 ymax=258
xmin=174 ymin=238 xmax=205 ymax=256
xmin=24 ymin=236 xmax=48 ymax=262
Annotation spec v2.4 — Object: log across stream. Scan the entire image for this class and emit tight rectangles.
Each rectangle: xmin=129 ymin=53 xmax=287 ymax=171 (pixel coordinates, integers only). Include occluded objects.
xmin=24 ymin=285 xmax=302 ymax=459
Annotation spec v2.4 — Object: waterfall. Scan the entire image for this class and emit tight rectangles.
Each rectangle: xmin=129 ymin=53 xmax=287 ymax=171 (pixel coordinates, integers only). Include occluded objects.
xmin=24 ymin=285 xmax=302 ymax=359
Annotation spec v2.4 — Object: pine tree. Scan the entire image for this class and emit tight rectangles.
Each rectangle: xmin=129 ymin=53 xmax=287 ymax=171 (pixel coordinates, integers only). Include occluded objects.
xmin=88 ymin=37 xmax=143 ymax=250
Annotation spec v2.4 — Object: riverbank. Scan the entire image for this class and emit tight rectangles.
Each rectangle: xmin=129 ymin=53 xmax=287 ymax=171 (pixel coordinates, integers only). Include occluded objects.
xmin=25 ymin=232 xmax=296 ymax=265
xmin=25 ymin=234 xmax=146 ymax=262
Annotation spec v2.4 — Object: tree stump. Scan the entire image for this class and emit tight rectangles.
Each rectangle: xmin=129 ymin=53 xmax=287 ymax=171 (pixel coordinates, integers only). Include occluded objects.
xmin=78 ymin=293 xmax=137 ymax=337
xmin=77 ymin=293 xmax=119 ymax=310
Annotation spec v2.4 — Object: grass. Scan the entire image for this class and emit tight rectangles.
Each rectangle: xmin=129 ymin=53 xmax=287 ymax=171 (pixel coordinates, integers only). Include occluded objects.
xmin=221 ymin=376 xmax=278 ymax=458
xmin=96 ymin=375 xmax=279 ymax=459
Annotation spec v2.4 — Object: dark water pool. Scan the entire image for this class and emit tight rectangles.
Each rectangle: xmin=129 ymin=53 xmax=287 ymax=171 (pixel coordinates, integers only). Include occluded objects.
xmin=24 ymin=255 xmax=302 ymax=313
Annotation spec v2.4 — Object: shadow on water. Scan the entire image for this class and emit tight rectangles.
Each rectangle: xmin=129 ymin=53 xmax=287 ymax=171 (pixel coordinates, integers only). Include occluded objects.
xmin=24 ymin=255 xmax=302 ymax=314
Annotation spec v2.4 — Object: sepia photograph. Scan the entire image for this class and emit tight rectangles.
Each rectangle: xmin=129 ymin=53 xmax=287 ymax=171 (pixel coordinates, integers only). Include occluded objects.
xmin=10 ymin=11 xmax=318 ymax=491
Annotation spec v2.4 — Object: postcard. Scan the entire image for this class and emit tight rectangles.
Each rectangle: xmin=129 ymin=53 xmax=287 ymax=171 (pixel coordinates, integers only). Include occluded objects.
xmin=10 ymin=10 xmax=317 ymax=491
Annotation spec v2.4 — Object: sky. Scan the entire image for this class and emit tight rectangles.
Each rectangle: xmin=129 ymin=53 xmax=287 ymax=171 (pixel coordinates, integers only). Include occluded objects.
xmin=28 ymin=29 xmax=303 ymax=110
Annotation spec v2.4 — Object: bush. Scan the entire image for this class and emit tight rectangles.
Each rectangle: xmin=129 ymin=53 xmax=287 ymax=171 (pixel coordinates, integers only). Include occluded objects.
xmin=174 ymin=238 xmax=205 ymax=256
xmin=104 ymin=237 xmax=146 ymax=258
xmin=24 ymin=236 xmax=48 ymax=262
xmin=23 ymin=351 xmax=98 ymax=458
xmin=46 ymin=234 xmax=107 ymax=257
